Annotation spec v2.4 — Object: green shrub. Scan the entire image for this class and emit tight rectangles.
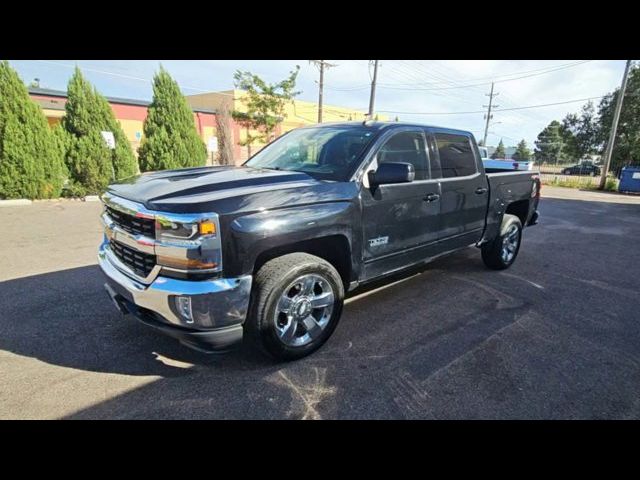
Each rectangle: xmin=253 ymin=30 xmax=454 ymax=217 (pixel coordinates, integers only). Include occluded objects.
xmin=139 ymin=67 xmax=206 ymax=172
xmin=0 ymin=61 xmax=67 ymax=199
xmin=605 ymin=177 xmax=618 ymax=191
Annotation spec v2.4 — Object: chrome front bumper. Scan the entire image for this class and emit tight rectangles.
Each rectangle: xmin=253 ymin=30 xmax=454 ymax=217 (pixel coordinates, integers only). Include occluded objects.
xmin=98 ymin=239 xmax=252 ymax=351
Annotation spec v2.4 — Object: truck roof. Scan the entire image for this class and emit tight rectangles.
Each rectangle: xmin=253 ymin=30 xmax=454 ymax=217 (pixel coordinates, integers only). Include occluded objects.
xmin=299 ymin=121 xmax=475 ymax=138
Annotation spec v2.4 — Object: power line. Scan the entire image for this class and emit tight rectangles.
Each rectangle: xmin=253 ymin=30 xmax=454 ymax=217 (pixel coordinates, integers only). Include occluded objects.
xmin=378 ymin=96 xmax=606 ymax=115
xmin=375 ymin=61 xmax=594 ymax=92
xmin=378 ymin=60 xmax=593 ymax=87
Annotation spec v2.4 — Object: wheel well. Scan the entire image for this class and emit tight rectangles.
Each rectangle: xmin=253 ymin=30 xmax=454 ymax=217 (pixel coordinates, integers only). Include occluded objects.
xmin=253 ymin=235 xmax=352 ymax=288
xmin=505 ymin=199 xmax=529 ymax=225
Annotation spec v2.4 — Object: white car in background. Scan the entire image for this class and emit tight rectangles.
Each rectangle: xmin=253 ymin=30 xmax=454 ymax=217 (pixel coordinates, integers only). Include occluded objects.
xmin=479 ymin=146 xmax=533 ymax=171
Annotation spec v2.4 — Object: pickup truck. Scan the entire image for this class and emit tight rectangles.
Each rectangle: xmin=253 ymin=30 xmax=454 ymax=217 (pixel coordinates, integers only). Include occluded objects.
xmin=99 ymin=122 xmax=540 ymax=360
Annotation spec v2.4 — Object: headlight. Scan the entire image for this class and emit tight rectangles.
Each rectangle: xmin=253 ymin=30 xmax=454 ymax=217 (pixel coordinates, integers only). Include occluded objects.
xmin=155 ymin=217 xmax=217 ymax=241
xmin=154 ymin=213 xmax=222 ymax=275
xmin=156 ymin=218 xmax=198 ymax=241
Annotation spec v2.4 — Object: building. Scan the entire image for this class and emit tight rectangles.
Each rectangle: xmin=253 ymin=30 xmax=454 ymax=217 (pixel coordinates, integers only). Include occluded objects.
xmin=29 ymin=87 xmax=219 ymax=164
xmin=29 ymin=87 xmax=382 ymax=166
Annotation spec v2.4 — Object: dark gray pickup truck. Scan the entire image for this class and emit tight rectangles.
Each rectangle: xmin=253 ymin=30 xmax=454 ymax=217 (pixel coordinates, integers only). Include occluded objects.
xmin=99 ymin=122 xmax=540 ymax=360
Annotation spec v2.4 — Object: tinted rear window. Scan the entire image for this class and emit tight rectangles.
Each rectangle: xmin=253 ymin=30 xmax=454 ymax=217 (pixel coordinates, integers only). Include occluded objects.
xmin=435 ymin=133 xmax=477 ymax=178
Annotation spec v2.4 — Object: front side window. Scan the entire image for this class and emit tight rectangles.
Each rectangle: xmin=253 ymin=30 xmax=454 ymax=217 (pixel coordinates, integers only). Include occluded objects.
xmin=244 ymin=126 xmax=377 ymax=181
xmin=435 ymin=133 xmax=477 ymax=178
xmin=377 ymin=131 xmax=429 ymax=180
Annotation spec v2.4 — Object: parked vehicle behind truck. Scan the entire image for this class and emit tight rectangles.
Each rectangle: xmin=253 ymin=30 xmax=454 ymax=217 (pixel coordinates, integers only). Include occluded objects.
xmin=99 ymin=122 xmax=540 ymax=360
xmin=479 ymin=146 xmax=533 ymax=171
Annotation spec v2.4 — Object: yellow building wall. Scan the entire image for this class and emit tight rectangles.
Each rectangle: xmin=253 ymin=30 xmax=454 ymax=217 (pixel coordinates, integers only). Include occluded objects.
xmin=187 ymin=90 xmax=387 ymax=161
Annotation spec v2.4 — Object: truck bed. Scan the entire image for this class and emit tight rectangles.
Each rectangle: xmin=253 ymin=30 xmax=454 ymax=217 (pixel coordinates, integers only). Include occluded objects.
xmin=482 ymin=169 xmax=540 ymax=244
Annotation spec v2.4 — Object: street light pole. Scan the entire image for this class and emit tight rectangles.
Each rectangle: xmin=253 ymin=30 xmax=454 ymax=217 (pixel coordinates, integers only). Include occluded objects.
xmin=599 ymin=60 xmax=632 ymax=190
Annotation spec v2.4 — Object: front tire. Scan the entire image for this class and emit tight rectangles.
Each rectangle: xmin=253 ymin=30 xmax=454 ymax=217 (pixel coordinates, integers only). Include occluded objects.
xmin=247 ymin=253 xmax=344 ymax=361
xmin=481 ymin=214 xmax=523 ymax=270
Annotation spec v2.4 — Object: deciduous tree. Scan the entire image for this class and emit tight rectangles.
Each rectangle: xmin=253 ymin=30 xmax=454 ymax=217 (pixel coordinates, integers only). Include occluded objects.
xmin=597 ymin=65 xmax=640 ymax=172
xmin=216 ymin=100 xmax=234 ymax=166
xmin=232 ymin=66 xmax=300 ymax=156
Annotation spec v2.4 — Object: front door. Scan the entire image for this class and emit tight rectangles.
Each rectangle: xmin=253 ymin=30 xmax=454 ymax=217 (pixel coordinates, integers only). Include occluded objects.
xmin=361 ymin=129 xmax=442 ymax=280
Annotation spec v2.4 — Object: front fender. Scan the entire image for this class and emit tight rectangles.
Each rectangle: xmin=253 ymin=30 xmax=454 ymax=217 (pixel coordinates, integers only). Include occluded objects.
xmin=222 ymin=201 xmax=360 ymax=277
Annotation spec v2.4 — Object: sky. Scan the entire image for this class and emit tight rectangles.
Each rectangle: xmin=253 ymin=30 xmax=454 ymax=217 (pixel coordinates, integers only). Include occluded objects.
xmin=7 ymin=59 xmax=629 ymax=148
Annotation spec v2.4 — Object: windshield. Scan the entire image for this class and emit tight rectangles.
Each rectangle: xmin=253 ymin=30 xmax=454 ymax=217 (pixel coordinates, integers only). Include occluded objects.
xmin=244 ymin=126 xmax=377 ymax=181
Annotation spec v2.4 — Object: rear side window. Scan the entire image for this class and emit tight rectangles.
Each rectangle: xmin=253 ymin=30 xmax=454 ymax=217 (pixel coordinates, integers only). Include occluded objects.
xmin=378 ymin=131 xmax=429 ymax=180
xmin=434 ymin=133 xmax=477 ymax=178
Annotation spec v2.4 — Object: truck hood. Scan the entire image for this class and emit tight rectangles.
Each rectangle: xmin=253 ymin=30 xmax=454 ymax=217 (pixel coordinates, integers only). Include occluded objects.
xmin=106 ymin=166 xmax=358 ymax=215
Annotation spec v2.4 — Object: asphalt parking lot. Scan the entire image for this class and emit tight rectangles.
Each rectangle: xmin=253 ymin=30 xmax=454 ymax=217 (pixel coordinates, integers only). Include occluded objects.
xmin=1 ymin=187 xmax=640 ymax=419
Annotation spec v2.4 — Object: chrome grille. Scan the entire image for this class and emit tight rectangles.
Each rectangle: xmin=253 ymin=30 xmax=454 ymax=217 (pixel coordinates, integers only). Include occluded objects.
xmin=106 ymin=206 xmax=155 ymax=238
xmin=110 ymin=240 xmax=156 ymax=278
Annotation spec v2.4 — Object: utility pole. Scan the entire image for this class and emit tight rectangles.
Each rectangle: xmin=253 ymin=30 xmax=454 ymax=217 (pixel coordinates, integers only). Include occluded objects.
xmin=310 ymin=60 xmax=336 ymax=123
xmin=599 ymin=60 xmax=632 ymax=190
xmin=482 ymin=82 xmax=499 ymax=147
xmin=367 ymin=60 xmax=379 ymax=119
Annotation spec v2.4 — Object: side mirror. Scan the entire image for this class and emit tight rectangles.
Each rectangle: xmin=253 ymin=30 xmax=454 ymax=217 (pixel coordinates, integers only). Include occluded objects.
xmin=368 ymin=162 xmax=415 ymax=186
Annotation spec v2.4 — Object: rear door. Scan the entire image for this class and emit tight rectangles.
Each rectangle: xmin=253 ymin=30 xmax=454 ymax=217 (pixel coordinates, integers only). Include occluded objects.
xmin=428 ymin=130 xmax=488 ymax=249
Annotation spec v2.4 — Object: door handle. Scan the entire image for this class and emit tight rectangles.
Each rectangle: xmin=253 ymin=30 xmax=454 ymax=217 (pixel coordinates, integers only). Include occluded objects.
xmin=424 ymin=193 xmax=440 ymax=202
xmin=475 ymin=187 xmax=488 ymax=195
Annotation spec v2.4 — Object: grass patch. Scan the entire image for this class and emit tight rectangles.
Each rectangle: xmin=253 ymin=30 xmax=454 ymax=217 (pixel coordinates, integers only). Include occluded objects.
xmin=541 ymin=175 xmax=619 ymax=192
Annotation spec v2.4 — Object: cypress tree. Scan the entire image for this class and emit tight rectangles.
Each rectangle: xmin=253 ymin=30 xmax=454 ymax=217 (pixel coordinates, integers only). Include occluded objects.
xmin=62 ymin=67 xmax=138 ymax=195
xmin=138 ymin=67 xmax=206 ymax=172
xmin=0 ymin=61 xmax=67 ymax=199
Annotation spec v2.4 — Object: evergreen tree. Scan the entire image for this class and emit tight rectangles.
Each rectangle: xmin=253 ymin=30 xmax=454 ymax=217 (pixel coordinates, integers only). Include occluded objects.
xmin=534 ymin=121 xmax=565 ymax=164
xmin=65 ymin=130 xmax=114 ymax=195
xmin=0 ymin=61 xmax=66 ymax=199
xmin=61 ymin=67 xmax=138 ymax=194
xmin=491 ymin=139 xmax=506 ymax=159
xmin=512 ymin=139 xmax=532 ymax=161
xmin=138 ymin=67 xmax=206 ymax=171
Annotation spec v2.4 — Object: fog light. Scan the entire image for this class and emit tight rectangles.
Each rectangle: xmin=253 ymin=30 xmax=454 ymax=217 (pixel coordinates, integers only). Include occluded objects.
xmin=175 ymin=296 xmax=194 ymax=323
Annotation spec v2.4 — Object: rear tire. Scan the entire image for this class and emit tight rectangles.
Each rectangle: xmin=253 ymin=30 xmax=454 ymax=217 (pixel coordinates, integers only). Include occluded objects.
xmin=246 ymin=253 xmax=344 ymax=361
xmin=481 ymin=214 xmax=523 ymax=270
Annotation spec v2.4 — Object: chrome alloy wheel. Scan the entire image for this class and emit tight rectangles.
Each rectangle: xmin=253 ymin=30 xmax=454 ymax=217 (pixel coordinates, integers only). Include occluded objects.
xmin=501 ymin=224 xmax=520 ymax=264
xmin=274 ymin=274 xmax=335 ymax=347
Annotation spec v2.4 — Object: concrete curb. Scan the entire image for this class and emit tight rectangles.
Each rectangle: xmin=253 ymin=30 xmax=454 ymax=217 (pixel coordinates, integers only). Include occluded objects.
xmin=0 ymin=199 xmax=33 ymax=207
xmin=0 ymin=196 xmax=103 ymax=206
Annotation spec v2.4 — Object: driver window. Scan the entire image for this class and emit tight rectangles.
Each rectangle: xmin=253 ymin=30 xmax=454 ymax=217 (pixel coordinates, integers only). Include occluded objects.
xmin=378 ymin=131 xmax=429 ymax=180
